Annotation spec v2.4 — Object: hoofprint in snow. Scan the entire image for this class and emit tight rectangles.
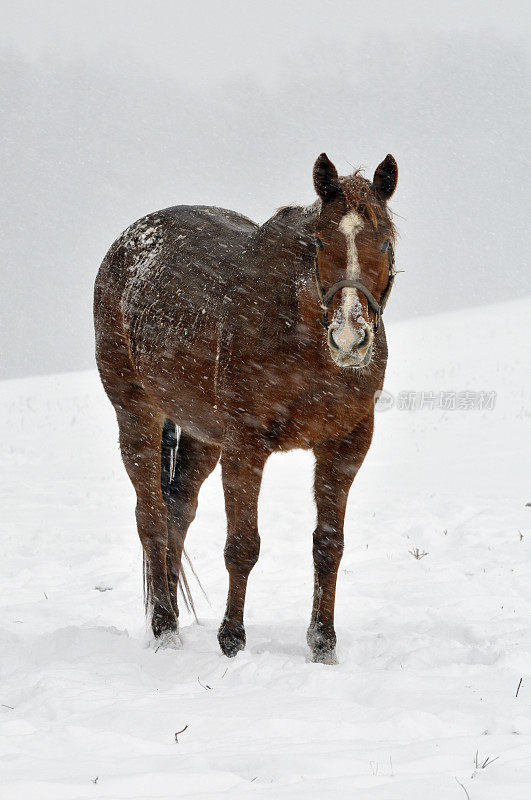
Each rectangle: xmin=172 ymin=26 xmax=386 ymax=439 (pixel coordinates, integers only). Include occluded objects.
xmin=0 ymin=298 xmax=529 ymax=799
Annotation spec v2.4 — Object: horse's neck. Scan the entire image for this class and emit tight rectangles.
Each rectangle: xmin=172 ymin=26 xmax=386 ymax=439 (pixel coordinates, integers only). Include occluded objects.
xmin=263 ymin=205 xmax=316 ymax=288
xmin=254 ymin=206 xmax=318 ymax=341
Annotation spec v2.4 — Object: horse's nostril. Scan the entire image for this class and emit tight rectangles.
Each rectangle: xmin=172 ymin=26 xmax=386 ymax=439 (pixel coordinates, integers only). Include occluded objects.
xmin=329 ymin=326 xmax=369 ymax=354
xmin=329 ymin=329 xmax=340 ymax=351
xmin=355 ymin=328 xmax=368 ymax=349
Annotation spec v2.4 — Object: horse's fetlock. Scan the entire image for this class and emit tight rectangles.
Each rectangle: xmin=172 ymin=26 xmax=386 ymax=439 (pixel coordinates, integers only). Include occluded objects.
xmin=218 ymin=617 xmax=246 ymax=657
xmin=151 ymin=602 xmax=178 ymax=638
xmin=307 ymin=621 xmax=338 ymax=665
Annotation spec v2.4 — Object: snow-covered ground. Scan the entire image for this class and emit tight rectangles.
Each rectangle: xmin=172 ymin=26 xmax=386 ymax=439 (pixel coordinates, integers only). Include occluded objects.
xmin=1 ymin=298 xmax=529 ymax=799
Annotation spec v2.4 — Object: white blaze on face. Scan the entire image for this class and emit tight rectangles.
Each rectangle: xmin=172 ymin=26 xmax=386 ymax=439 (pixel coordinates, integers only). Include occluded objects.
xmin=332 ymin=209 xmax=366 ymax=351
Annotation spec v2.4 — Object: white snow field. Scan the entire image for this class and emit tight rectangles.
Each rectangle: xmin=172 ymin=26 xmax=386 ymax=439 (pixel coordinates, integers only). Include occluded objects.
xmin=1 ymin=298 xmax=529 ymax=799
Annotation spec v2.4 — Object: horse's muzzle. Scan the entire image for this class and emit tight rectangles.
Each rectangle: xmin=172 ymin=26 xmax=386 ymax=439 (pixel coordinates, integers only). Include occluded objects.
xmin=328 ymin=325 xmax=373 ymax=368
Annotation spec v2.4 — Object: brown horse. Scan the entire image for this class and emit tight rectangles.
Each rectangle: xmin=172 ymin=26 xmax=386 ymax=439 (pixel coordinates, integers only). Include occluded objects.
xmin=94 ymin=153 xmax=398 ymax=663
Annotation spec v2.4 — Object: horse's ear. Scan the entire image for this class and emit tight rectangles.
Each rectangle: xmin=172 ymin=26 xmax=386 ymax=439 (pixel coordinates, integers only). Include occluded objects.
xmin=373 ymin=154 xmax=398 ymax=201
xmin=313 ymin=153 xmax=341 ymax=202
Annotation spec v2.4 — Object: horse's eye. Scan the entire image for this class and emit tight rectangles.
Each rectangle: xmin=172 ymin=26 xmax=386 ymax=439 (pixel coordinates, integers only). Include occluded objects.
xmin=380 ymin=239 xmax=389 ymax=252
xmin=315 ymin=237 xmax=325 ymax=250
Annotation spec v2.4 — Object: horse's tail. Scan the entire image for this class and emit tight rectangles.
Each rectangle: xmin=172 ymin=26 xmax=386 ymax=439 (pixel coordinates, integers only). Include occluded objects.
xmin=143 ymin=418 xmax=203 ymax=621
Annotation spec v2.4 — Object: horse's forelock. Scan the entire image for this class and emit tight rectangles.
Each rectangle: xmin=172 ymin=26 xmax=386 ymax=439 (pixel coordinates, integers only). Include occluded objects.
xmin=339 ymin=172 xmax=394 ymax=234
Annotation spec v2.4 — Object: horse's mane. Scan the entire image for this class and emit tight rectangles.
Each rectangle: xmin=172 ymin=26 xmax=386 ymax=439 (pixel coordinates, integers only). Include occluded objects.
xmin=260 ymin=201 xmax=319 ymax=233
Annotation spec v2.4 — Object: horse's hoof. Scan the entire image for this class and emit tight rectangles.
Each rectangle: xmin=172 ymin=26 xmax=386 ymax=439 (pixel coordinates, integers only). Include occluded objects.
xmin=218 ymin=619 xmax=246 ymax=658
xmin=310 ymin=644 xmax=338 ymax=665
xmin=155 ymin=629 xmax=182 ymax=651
xmin=151 ymin=605 xmax=179 ymax=640
xmin=307 ymin=624 xmax=338 ymax=665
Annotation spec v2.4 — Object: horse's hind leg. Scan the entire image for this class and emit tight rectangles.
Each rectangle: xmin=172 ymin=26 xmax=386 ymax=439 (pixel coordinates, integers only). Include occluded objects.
xmin=162 ymin=426 xmax=220 ymax=618
xmin=114 ymin=392 xmax=177 ymax=640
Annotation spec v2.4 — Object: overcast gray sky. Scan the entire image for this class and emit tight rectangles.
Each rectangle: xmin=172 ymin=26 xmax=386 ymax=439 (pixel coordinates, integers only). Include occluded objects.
xmin=1 ymin=0 xmax=529 ymax=378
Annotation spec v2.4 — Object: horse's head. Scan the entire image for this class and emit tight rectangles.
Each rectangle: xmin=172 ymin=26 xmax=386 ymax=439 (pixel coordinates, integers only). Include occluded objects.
xmin=313 ymin=153 xmax=398 ymax=369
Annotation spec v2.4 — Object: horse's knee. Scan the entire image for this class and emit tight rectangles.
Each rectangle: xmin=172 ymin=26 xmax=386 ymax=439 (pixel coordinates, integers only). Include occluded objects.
xmin=224 ymin=528 xmax=260 ymax=574
xmin=313 ymin=525 xmax=344 ymax=574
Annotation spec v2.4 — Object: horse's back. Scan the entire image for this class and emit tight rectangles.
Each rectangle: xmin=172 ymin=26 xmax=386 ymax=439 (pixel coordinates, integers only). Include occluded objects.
xmin=97 ymin=204 xmax=257 ymax=287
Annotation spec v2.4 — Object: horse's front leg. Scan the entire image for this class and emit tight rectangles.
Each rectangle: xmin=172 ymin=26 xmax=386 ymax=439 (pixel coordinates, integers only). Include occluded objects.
xmin=218 ymin=435 xmax=269 ymax=657
xmin=308 ymin=412 xmax=374 ymax=664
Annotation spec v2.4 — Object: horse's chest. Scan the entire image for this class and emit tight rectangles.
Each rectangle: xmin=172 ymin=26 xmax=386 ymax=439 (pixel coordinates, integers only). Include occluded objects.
xmin=266 ymin=380 xmax=368 ymax=450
